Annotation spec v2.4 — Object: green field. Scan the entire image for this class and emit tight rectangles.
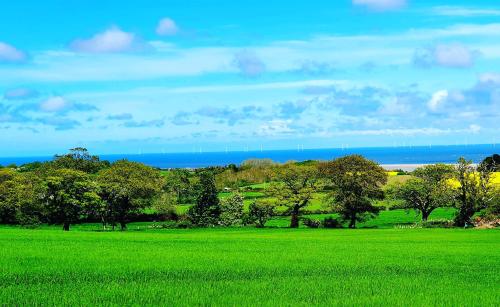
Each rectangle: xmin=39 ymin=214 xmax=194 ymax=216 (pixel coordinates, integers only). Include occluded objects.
xmin=0 ymin=228 xmax=498 ymax=306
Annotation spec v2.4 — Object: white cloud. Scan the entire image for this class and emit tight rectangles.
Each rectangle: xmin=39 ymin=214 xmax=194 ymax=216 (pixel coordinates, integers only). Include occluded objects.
xmin=156 ymin=18 xmax=179 ymax=36
xmin=432 ymin=6 xmax=500 ymax=17
xmin=352 ymin=0 xmax=406 ymax=11
xmin=39 ymin=96 xmax=68 ymax=112
xmin=0 ymin=42 xmax=26 ymax=62
xmin=414 ymin=44 xmax=478 ymax=68
xmin=70 ymin=26 xmax=142 ymax=53
xmin=427 ymin=90 xmax=448 ymax=112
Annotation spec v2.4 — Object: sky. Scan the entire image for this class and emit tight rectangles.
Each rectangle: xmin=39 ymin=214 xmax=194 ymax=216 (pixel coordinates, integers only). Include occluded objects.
xmin=0 ymin=0 xmax=499 ymax=156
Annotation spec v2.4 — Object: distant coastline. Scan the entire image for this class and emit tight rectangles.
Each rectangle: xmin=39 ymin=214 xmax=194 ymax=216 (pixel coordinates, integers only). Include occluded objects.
xmin=0 ymin=144 xmax=496 ymax=169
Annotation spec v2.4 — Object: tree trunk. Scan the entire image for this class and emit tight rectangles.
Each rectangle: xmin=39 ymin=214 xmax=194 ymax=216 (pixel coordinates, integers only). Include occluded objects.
xmin=290 ymin=209 xmax=299 ymax=228
xmin=349 ymin=215 xmax=356 ymax=229
xmin=120 ymin=221 xmax=127 ymax=231
xmin=422 ymin=210 xmax=430 ymax=221
xmin=62 ymin=221 xmax=70 ymax=231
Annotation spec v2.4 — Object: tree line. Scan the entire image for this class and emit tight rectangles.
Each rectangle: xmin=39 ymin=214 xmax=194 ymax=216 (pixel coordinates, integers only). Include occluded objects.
xmin=0 ymin=148 xmax=498 ymax=230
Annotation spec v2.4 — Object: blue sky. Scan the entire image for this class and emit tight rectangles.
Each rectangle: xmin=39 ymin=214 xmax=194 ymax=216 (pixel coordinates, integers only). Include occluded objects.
xmin=1 ymin=0 xmax=499 ymax=156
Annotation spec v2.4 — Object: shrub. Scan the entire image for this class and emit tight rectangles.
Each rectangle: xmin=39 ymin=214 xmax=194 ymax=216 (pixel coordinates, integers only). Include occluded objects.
xmin=322 ymin=217 xmax=343 ymax=228
xmin=219 ymin=193 xmax=244 ymax=226
xmin=247 ymin=201 xmax=274 ymax=228
xmin=419 ymin=219 xmax=454 ymax=228
xmin=302 ymin=218 xmax=321 ymax=228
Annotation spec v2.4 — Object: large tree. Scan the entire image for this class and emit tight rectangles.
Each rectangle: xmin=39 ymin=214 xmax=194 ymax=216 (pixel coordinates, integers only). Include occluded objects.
xmin=98 ymin=160 xmax=162 ymax=230
xmin=43 ymin=169 xmax=101 ymax=231
xmin=390 ymin=164 xmax=454 ymax=221
xmin=187 ymin=171 xmax=221 ymax=226
xmin=267 ymin=163 xmax=319 ymax=228
xmin=453 ymin=157 xmax=495 ymax=227
xmin=320 ymin=155 xmax=387 ymax=228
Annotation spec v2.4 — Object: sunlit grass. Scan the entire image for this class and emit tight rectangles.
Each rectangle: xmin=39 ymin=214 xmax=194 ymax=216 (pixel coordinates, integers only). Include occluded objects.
xmin=0 ymin=227 xmax=498 ymax=306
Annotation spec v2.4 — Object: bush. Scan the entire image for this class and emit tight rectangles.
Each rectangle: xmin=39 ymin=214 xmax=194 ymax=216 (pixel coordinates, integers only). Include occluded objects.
xmin=219 ymin=193 xmax=244 ymax=226
xmin=419 ymin=219 xmax=453 ymax=228
xmin=322 ymin=217 xmax=343 ymax=228
xmin=302 ymin=218 xmax=321 ymax=228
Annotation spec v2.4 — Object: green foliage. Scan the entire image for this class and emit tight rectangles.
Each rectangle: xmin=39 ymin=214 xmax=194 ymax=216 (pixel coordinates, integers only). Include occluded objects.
xmin=247 ymin=201 xmax=274 ymax=228
xmin=453 ymin=157 xmax=495 ymax=227
xmin=152 ymin=192 xmax=178 ymax=221
xmin=43 ymin=168 xmax=101 ymax=231
xmin=52 ymin=148 xmax=109 ymax=174
xmin=389 ymin=164 xmax=454 ymax=221
xmin=219 ymin=193 xmax=244 ymax=226
xmin=320 ymin=155 xmax=387 ymax=228
xmin=267 ymin=163 xmax=319 ymax=227
xmin=188 ymin=172 xmax=221 ymax=226
xmin=97 ymin=160 xmax=163 ymax=230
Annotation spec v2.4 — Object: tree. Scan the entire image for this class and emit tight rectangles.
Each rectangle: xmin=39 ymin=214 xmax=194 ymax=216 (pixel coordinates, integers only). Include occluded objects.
xmin=152 ymin=192 xmax=178 ymax=221
xmin=219 ymin=193 xmax=244 ymax=226
xmin=453 ymin=157 xmax=495 ymax=227
xmin=267 ymin=164 xmax=319 ymax=228
xmin=320 ymin=155 xmax=387 ymax=228
xmin=52 ymin=147 xmax=109 ymax=174
xmin=480 ymin=154 xmax=500 ymax=172
xmin=43 ymin=169 xmax=101 ymax=231
xmin=98 ymin=160 xmax=162 ymax=230
xmin=390 ymin=164 xmax=454 ymax=221
xmin=187 ymin=172 xmax=221 ymax=226
xmin=247 ymin=200 xmax=274 ymax=228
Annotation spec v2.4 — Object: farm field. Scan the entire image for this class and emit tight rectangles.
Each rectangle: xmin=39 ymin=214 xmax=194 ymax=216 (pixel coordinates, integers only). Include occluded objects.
xmin=0 ymin=228 xmax=498 ymax=306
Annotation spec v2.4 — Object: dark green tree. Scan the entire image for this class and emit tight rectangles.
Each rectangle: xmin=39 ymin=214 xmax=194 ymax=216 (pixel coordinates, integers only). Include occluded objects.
xmin=43 ymin=169 xmax=101 ymax=231
xmin=187 ymin=172 xmax=221 ymax=226
xmin=320 ymin=155 xmax=387 ymax=228
xmin=97 ymin=160 xmax=163 ymax=230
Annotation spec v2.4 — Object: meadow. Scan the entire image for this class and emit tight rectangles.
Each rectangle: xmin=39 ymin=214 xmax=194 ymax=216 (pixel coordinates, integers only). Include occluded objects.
xmin=0 ymin=227 xmax=498 ymax=306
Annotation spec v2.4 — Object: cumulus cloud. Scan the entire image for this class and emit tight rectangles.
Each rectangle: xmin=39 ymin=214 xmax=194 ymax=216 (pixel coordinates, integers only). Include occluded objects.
xmin=0 ymin=42 xmax=26 ymax=63
xmin=352 ymin=0 xmax=406 ymax=11
xmin=38 ymin=96 xmax=97 ymax=114
xmin=413 ymin=44 xmax=479 ymax=68
xmin=156 ymin=18 xmax=179 ymax=36
xmin=70 ymin=26 xmax=145 ymax=53
xmin=232 ymin=51 xmax=266 ymax=77
xmin=3 ymin=88 xmax=38 ymax=100
xmin=427 ymin=90 xmax=449 ymax=112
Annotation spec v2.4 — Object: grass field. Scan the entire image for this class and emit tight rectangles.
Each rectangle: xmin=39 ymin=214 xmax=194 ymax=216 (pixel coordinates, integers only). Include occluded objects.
xmin=0 ymin=228 xmax=498 ymax=306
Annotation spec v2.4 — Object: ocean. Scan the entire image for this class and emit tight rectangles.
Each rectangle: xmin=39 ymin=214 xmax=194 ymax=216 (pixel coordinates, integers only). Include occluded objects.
xmin=0 ymin=144 xmax=497 ymax=169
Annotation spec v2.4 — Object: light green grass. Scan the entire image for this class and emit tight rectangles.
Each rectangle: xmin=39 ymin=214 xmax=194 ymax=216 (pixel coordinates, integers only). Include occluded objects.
xmin=0 ymin=228 xmax=498 ymax=306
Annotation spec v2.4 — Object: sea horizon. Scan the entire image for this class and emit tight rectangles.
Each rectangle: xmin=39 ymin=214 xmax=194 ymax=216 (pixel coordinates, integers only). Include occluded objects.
xmin=1 ymin=143 xmax=496 ymax=169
